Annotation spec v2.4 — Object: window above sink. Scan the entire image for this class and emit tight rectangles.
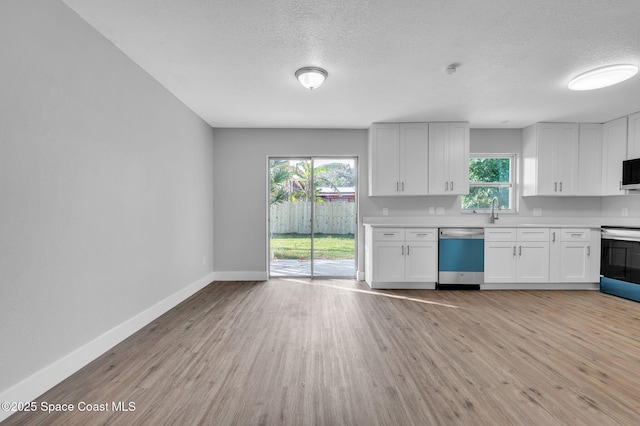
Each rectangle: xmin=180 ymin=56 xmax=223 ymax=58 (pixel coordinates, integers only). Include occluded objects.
xmin=462 ymin=154 xmax=517 ymax=213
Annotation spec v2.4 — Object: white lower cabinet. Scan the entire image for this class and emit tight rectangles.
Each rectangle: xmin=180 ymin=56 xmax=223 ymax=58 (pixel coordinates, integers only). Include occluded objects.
xmin=549 ymin=228 xmax=596 ymax=282
xmin=365 ymin=227 xmax=437 ymax=289
xmin=484 ymin=228 xmax=550 ymax=284
xmin=485 ymin=227 xmax=600 ymax=289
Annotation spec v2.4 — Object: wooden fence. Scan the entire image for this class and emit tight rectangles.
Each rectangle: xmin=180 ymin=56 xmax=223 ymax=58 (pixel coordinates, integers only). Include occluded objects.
xmin=270 ymin=201 xmax=356 ymax=235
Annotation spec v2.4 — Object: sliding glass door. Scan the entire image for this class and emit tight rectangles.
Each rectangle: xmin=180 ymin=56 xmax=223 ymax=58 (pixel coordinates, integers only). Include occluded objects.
xmin=268 ymin=157 xmax=357 ymax=278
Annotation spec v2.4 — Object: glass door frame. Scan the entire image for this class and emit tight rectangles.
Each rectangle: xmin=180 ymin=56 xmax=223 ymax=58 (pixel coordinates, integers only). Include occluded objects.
xmin=267 ymin=156 xmax=358 ymax=278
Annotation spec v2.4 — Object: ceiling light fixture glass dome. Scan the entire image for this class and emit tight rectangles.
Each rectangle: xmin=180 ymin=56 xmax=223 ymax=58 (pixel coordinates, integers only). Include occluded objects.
xmin=568 ymin=64 xmax=638 ymax=91
xmin=295 ymin=67 xmax=328 ymax=90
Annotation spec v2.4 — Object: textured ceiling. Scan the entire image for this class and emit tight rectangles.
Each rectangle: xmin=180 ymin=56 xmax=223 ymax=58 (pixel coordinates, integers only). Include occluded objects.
xmin=62 ymin=0 xmax=640 ymax=129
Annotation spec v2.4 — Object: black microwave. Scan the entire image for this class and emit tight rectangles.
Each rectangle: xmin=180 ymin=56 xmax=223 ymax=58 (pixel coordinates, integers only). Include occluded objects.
xmin=622 ymin=158 xmax=640 ymax=190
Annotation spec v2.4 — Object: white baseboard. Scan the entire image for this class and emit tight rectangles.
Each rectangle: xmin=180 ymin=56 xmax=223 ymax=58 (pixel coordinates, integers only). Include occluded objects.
xmin=0 ymin=271 xmax=215 ymax=423
xmin=367 ymin=281 xmax=437 ymax=290
xmin=213 ymin=271 xmax=268 ymax=281
xmin=481 ymin=282 xmax=600 ymax=290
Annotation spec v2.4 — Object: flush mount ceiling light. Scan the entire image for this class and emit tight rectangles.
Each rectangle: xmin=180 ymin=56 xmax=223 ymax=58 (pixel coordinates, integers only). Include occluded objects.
xmin=568 ymin=64 xmax=638 ymax=91
xmin=295 ymin=67 xmax=328 ymax=90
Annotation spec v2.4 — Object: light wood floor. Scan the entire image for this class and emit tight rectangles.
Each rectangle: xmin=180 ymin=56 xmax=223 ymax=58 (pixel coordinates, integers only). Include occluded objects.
xmin=5 ymin=279 xmax=640 ymax=425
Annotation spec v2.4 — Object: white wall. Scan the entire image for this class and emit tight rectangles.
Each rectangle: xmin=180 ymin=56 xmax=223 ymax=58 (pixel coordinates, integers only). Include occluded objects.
xmin=212 ymin=128 xmax=370 ymax=278
xmin=600 ymin=194 xmax=640 ymax=219
xmin=0 ymin=0 xmax=214 ymax=407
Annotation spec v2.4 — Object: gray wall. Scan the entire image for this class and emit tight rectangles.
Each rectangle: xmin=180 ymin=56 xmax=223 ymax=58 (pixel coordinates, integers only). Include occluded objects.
xmin=212 ymin=128 xmax=612 ymax=277
xmin=212 ymin=128 xmax=371 ymax=276
xmin=0 ymin=0 xmax=214 ymax=395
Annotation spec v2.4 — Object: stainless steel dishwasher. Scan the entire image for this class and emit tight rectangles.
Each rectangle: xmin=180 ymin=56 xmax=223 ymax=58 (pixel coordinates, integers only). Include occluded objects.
xmin=438 ymin=228 xmax=484 ymax=289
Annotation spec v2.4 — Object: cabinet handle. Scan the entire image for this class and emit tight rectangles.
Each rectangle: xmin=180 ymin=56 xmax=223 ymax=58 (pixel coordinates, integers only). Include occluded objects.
xmin=554 ymin=182 xmax=557 ymax=192
xmin=552 ymin=232 xmax=556 ymax=242
xmin=587 ymin=245 xmax=591 ymax=256
xmin=407 ymin=245 xmax=410 ymax=255
xmin=559 ymin=182 xmax=563 ymax=192
xmin=383 ymin=233 xmax=395 ymax=236
xmin=445 ymin=181 xmax=449 ymax=191
xmin=450 ymin=181 xmax=454 ymax=191
xmin=518 ymin=245 xmax=522 ymax=256
xmin=401 ymin=245 xmax=404 ymax=255
xmin=402 ymin=182 xmax=405 ymax=191
xmin=513 ymin=246 xmax=516 ymax=256
xmin=396 ymin=182 xmax=399 ymax=192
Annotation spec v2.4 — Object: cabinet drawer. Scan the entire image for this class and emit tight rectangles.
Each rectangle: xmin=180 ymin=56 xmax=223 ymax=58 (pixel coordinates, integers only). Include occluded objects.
xmin=560 ymin=228 xmax=590 ymax=242
xmin=373 ymin=228 xmax=404 ymax=241
xmin=406 ymin=228 xmax=437 ymax=242
xmin=518 ymin=228 xmax=549 ymax=242
xmin=517 ymin=228 xmax=550 ymax=241
xmin=485 ymin=228 xmax=516 ymax=241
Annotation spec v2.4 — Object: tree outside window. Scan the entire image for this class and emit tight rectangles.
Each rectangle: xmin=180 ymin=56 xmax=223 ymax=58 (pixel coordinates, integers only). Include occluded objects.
xmin=462 ymin=155 xmax=515 ymax=211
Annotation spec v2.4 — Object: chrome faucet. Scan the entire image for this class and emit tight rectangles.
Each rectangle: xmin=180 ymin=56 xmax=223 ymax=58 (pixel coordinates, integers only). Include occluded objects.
xmin=489 ymin=196 xmax=500 ymax=224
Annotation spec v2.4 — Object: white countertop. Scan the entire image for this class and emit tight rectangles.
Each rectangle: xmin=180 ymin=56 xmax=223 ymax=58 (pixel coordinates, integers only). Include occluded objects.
xmin=362 ymin=216 xmax=640 ymax=228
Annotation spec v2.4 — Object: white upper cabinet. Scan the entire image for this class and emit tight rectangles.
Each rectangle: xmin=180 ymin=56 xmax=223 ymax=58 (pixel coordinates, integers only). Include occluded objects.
xmin=601 ymin=116 xmax=628 ymax=196
xmin=523 ymin=123 xmax=579 ymax=196
xmin=578 ymin=123 xmax=603 ymax=195
xmin=428 ymin=122 xmax=469 ymax=195
xmin=627 ymin=111 xmax=640 ymax=160
xmin=368 ymin=123 xmax=400 ymax=196
xmin=400 ymin=123 xmax=430 ymax=195
xmin=368 ymin=123 xmax=428 ymax=196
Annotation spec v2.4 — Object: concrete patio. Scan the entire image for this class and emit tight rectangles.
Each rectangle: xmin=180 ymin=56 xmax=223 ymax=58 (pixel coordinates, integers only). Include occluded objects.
xmin=270 ymin=259 xmax=356 ymax=277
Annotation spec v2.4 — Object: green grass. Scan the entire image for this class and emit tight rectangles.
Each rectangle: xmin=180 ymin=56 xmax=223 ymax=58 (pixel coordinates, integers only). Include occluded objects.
xmin=270 ymin=233 xmax=354 ymax=260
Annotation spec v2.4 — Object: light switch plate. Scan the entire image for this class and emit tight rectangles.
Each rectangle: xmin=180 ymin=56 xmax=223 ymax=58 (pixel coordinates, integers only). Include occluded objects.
xmin=436 ymin=207 xmax=445 ymax=216
xmin=533 ymin=208 xmax=542 ymax=217
xmin=382 ymin=208 xmax=389 ymax=216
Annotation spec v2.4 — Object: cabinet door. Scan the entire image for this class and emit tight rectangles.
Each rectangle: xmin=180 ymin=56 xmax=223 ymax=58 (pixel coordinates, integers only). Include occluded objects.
xmin=536 ymin=124 xmax=557 ymax=195
xmin=602 ymin=117 xmax=628 ymax=195
xmin=428 ymin=122 xmax=470 ymax=195
xmin=369 ymin=124 xmax=400 ymax=196
xmin=400 ymin=123 xmax=429 ymax=195
xmin=484 ymin=241 xmax=517 ymax=283
xmin=627 ymin=112 xmax=640 ymax=160
xmin=447 ymin=122 xmax=470 ymax=195
xmin=549 ymin=229 xmax=561 ymax=282
xmin=578 ymin=123 xmax=603 ymax=195
xmin=428 ymin=123 xmax=448 ymax=194
xmin=555 ymin=124 xmax=579 ymax=195
xmin=372 ymin=242 xmax=405 ymax=282
xmin=560 ymin=242 xmax=590 ymax=282
xmin=405 ymin=242 xmax=437 ymax=282
xmin=517 ymin=242 xmax=549 ymax=282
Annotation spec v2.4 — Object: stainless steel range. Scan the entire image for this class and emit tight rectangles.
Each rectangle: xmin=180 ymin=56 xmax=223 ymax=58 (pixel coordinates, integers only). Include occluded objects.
xmin=600 ymin=226 xmax=640 ymax=302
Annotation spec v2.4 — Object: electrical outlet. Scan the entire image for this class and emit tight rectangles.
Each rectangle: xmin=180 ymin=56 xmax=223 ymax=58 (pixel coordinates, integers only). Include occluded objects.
xmin=533 ymin=208 xmax=542 ymax=217
xmin=382 ymin=208 xmax=389 ymax=216
xmin=428 ymin=207 xmax=435 ymax=215
xmin=622 ymin=208 xmax=629 ymax=217
xmin=436 ymin=207 xmax=445 ymax=216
